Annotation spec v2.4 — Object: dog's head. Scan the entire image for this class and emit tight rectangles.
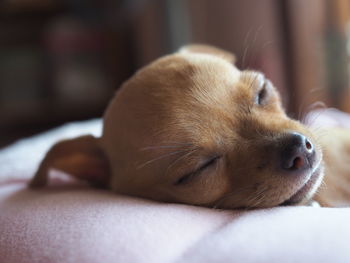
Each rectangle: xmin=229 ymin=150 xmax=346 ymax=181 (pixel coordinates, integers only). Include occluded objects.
xmin=97 ymin=45 xmax=324 ymax=209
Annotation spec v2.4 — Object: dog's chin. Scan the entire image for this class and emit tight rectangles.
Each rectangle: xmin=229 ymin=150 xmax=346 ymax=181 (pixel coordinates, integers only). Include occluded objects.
xmin=279 ymin=163 xmax=324 ymax=206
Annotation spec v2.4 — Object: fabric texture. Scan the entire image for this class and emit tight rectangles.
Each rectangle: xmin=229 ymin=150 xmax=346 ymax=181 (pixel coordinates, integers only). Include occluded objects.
xmin=1 ymin=109 xmax=350 ymax=263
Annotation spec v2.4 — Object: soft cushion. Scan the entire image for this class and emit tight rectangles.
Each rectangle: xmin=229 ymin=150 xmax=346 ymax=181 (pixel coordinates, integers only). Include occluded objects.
xmin=1 ymin=109 xmax=350 ymax=263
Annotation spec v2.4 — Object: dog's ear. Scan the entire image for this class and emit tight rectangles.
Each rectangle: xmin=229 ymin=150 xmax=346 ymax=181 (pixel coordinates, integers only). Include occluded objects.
xmin=29 ymin=135 xmax=110 ymax=188
xmin=179 ymin=44 xmax=236 ymax=64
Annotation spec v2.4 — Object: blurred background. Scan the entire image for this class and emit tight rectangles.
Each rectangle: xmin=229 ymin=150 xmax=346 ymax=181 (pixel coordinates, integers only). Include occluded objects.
xmin=1 ymin=0 xmax=350 ymax=147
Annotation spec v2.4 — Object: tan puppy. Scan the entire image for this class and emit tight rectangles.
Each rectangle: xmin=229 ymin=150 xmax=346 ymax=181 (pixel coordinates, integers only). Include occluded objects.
xmin=29 ymin=45 xmax=350 ymax=209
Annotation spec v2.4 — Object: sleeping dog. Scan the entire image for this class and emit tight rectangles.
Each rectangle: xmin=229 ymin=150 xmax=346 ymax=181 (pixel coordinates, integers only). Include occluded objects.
xmin=29 ymin=45 xmax=350 ymax=208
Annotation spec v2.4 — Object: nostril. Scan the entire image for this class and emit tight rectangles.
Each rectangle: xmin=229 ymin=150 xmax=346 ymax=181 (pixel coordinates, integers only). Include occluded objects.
xmin=305 ymin=139 xmax=313 ymax=152
xmin=283 ymin=155 xmax=305 ymax=170
xmin=291 ymin=156 xmax=304 ymax=170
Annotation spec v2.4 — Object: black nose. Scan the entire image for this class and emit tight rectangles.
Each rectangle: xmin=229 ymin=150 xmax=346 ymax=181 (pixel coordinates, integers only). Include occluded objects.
xmin=279 ymin=132 xmax=315 ymax=172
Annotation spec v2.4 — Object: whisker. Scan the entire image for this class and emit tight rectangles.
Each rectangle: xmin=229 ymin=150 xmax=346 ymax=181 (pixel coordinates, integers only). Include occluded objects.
xmin=311 ymin=128 xmax=330 ymax=141
xmin=241 ymin=27 xmax=254 ymax=69
xmin=318 ymin=179 xmax=327 ymax=190
xmin=250 ymin=190 xmax=267 ymax=208
xmin=212 ymin=185 xmax=253 ymax=209
xmin=140 ymin=145 xmax=188 ymax=151
xmin=159 ymin=141 xmax=193 ymax=145
xmin=212 ymin=192 xmax=236 ymax=209
xmin=297 ymin=88 xmax=326 ymax=121
xmin=246 ymin=25 xmax=263 ymax=68
xmin=246 ymin=185 xmax=269 ymax=208
xmin=136 ymin=149 xmax=191 ymax=170
xmin=302 ymin=102 xmax=327 ymax=125
xmin=260 ymin=40 xmax=274 ymax=51
xmin=165 ymin=148 xmax=199 ymax=175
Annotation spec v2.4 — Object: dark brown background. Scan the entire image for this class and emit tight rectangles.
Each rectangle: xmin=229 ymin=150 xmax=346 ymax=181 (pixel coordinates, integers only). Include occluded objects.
xmin=1 ymin=0 xmax=350 ymax=147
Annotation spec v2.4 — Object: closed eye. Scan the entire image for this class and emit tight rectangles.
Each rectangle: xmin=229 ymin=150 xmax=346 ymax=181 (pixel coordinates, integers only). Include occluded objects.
xmin=174 ymin=155 xmax=221 ymax=185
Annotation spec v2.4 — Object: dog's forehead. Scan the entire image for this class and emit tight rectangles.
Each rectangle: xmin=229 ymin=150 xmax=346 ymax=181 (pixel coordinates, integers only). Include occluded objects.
xmin=180 ymin=52 xmax=239 ymax=74
xmin=144 ymin=53 xmax=240 ymax=88
xmin=147 ymin=53 xmax=242 ymax=103
xmin=134 ymin=53 xmax=244 ymax=114
xmin=173 ymin=53 xmax=240 ymax=87
xmin=183 ymin=53 xmax=241 ymax=100
xmin=146 ymin=54 xmax=244 ymax=145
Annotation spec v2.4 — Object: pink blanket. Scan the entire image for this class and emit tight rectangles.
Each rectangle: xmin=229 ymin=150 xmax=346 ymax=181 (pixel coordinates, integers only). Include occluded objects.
xmin=1 ymin=109 xmax=350 ymax=263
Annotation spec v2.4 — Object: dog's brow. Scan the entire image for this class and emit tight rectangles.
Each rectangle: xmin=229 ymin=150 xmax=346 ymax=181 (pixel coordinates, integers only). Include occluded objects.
xmin=136 ymin=150 xmax=191 ymax=169
xmin=140 ymin=145 xmax=190 ymax=151
xmin=165 ymin=148 xmax=199 ymax=176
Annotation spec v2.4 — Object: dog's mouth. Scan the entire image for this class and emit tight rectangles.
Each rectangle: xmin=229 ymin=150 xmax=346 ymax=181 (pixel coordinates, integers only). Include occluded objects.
xmin=279 ymin=163 xmax=323 ymax=206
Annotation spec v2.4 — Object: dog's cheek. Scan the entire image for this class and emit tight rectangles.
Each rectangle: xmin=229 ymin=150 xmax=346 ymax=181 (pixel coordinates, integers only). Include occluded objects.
xmin=222 ymin=142 xmax=286 ymax=208
xmin=176 ymin=168 xmax=233 ymax=206
xmin=225 ymin=146 xmax=266 ymax=186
